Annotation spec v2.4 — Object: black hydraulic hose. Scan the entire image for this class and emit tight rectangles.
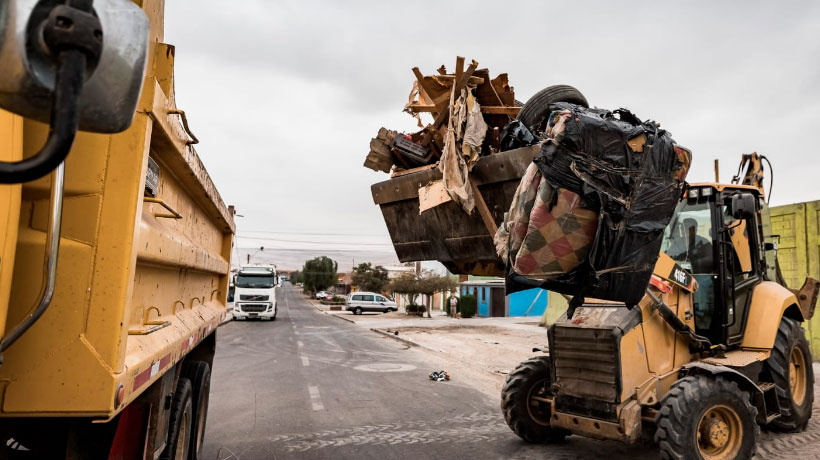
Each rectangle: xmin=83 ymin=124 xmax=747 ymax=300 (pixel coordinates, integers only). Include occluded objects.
xmin=0 ymin=49 xmax=86 ymax=183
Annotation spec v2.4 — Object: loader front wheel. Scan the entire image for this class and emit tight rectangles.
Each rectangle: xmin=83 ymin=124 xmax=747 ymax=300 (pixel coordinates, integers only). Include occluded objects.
xmin=501 ymin=356 xmax=567 ymax=444
xmin=765 ymin=317 xmax=814 ymax=431
xmin=655 ymin=375 xmax=758 ymax=460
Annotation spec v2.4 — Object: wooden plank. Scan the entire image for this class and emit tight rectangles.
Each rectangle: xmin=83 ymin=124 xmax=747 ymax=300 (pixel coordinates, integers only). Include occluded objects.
xmin=418 ymin=179 xmax=452 ymax=213
xmin=409 ymin=103 xmax=519 ymax=115
xmin=430 ymin=75 xmax=484 ymax=85
xmin=470 ymin=179 xmax=498 ymax=237
xmin=480 ymin=106 xmax=522 ymax=115
xmin=455 ymin=56 xmax=465 ymax=86
xmin=421 ymin=60 xmax=479 ymax=147
xmin=390 ymin=163 xmax=438 ymax=178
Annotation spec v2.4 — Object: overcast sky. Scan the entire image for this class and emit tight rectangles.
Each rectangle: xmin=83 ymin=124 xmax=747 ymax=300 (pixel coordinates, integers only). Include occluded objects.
xmin=163 ymin=1 xmax=820 ymax=271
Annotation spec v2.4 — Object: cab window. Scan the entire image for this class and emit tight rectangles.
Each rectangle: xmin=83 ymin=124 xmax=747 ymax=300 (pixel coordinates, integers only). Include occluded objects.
xmin=376 ymin=296 xmax=387 ymax=302
xmin=662 ymin=198 xmax=717 ymax=334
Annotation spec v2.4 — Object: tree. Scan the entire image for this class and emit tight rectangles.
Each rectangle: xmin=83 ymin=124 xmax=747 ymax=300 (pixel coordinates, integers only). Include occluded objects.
xmin=351 ymin=263 xmax=389 ymax=293
xmin=290 ymin=270 xmax=303 ymax=284
xmin=388 ymin=270 xmax=458 ymax=318
xmin=301 ymin=256 xmax=337 ymax=293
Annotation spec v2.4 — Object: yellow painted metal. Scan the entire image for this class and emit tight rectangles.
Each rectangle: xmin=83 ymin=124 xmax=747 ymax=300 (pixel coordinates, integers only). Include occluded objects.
xmin=0 ymin=111 xmax=22 ymax=338
xmin=740 ymin=281 xmax=798 ymax=350
xmin=0 ymin=0 xmax=234 ymax=418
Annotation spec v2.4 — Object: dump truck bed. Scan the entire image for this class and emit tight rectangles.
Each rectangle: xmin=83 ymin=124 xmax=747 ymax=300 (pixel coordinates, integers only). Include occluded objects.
xmin=0 ymin=42 xmax=233 ymax=419
xmin=372 ymin=145 xmax=538 ymax=277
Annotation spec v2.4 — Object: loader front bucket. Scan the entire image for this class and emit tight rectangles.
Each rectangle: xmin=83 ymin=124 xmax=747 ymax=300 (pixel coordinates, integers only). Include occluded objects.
xmin=371 ymin=145 xmax=539 ymax=276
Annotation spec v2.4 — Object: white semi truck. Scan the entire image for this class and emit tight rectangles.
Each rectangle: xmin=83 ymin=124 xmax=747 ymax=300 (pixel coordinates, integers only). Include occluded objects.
xmin=232 ymin=265 xmax=278 ymax=320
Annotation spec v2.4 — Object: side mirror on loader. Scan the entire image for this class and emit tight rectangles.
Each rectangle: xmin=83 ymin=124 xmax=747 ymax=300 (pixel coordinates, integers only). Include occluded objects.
xmin=731 ymin=193 xmax=756 ymax=220
xmin=0 ymin=0 xmax=149 ymax=183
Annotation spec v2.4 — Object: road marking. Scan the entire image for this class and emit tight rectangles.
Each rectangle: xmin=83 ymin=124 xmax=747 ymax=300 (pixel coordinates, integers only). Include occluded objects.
xmin=308 ymin=385 xmax=324 ymax=411
xmin=297 ymin=341 xmax=304 ymax=347
xmin=301 ymin=356 xmax=310 ymax=367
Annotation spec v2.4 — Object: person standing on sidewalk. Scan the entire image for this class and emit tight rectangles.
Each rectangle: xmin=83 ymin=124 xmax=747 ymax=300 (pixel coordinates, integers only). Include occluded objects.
xmin=449 ymin=295 xmax=459 ymax=317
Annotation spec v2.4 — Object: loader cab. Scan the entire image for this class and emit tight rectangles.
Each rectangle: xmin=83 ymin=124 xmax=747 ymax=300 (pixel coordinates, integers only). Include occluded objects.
xmin=661 ymin=184 xmax=764 ymax=347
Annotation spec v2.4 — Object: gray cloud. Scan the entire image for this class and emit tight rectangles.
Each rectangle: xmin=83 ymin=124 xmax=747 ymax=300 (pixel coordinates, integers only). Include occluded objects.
xmin=163 ymin=0 xmax=820 ymax=270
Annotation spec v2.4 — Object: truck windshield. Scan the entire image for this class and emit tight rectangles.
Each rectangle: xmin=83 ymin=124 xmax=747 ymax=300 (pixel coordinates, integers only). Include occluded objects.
xmin=660 ymin=200 xmax=715 ymax=274
xmin=235 ymin=275 xmax=275 ymax=288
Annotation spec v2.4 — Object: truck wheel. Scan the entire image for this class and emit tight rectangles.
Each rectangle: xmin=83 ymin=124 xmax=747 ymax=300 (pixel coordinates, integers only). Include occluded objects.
xmin=500 ymin=356 xmax=567 ymax=443
xmin=161 ymin=378 xmax=193 ymax=460
xmin=764 ymin=317 xmax=814 ymax=431
xmin=182 ymin=362 xmax=211 ymax=460
xmin=353 ymin=307 xmax=362 ymax=315
xmin=655 ymin=375 xmax=758 ymax=460
xmin=517 ymin=85 xmax=588 ymax=132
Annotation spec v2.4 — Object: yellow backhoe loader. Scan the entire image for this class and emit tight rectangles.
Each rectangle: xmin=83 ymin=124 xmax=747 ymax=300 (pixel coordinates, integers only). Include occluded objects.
xmin=501 ymin=153 xmax=818 ymax=459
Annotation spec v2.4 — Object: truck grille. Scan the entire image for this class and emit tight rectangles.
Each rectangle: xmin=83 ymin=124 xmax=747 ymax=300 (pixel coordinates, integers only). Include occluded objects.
xmin=550 ymin=325 xmax=619 ymax=403
xmin=241 ymin=304 xmax=267 ymax=313
xmin=240 ymin=294 xmax=269 ymax=301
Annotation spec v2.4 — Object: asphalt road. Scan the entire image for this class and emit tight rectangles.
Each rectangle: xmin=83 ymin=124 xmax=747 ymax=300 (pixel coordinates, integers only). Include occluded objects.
xmin=202 ymin=285 xmax=819 ymax=460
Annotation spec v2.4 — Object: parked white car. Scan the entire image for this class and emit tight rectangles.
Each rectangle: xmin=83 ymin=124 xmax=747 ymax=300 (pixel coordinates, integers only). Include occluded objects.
xmin=315 ymin=291 xmax=329 ymax=299
xmin=346 ymin=292 xmax=397 ymax=315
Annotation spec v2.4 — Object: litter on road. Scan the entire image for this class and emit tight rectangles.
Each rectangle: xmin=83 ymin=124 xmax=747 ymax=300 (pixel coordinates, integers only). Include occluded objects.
xmin=429 ymin=370 xmax=451 ymax=382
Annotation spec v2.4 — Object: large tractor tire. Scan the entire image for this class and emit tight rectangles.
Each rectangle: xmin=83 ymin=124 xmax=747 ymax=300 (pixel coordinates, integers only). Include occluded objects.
xmin=517 ymin=85 xmax=588 ymax=133
xmin=500 ymin=356 xmax=568 ymax=443
xmin=161 ymin=378 xmax=193 ymax=460
xmin=655 ymin=375 xmax=758 ymax=460
xmin=765 ymin=317 xmax=814 ymax=431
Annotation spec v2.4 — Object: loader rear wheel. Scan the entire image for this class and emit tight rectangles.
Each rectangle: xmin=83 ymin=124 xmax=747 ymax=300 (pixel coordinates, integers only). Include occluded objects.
xmin=655 ymin=375 xmax=758 ymax=460
xmin=182 ymin=361 xmax=211 ymax=460
xmin=765 ymin=317 xmax=814 ymax=431
xmin=501 ymin=356 xmax=567 ymax=444
xmin=517 ymin=85 xmax=588 ymax=133
xmin=161 ymin=378 xmax=193 ymax=460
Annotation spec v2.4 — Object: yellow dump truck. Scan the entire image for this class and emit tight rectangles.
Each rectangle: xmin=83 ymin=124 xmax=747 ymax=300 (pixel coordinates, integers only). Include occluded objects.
xmin=0 ymin=1 xmax=232 ymax=458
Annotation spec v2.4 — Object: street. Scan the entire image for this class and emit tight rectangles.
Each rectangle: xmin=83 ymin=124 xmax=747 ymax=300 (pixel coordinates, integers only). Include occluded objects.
xmin=203 ymin=285 xmax=820 ymax=460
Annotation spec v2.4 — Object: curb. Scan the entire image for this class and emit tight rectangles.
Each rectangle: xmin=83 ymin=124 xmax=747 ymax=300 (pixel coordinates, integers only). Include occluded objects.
xmin=311 ymin=302 xmax=357 ymax=324
xmin=327 ymin=312 xmax=356 ymax=324
xmin=371 ymin=328 xmax=425 ymax=349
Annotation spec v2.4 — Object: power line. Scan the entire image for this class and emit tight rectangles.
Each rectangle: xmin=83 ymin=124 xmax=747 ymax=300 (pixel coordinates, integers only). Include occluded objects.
xmin=235 ymin=235 xmax=394 ymax=246
xmin=239 ymin=229 xmax=387 ymax=237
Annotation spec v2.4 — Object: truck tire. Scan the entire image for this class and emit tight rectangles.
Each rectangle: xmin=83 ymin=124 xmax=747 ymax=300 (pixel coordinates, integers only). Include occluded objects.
xmin=517 ymin=85 xmax=588 ymax=132
xmin=182 ymin=361 xmax=211 ymax=460
xmin=655 ymin=375 xmax=758 ymax=460
xmin=161 ymin=378 xmax=193 ymax=460
xmin=764 ymin=317 xmax=814 ymax=431
xmin=500 ymin=356 xmax=567 ymax=444
xmin=353 ymin=307 xmax=362 ymax=315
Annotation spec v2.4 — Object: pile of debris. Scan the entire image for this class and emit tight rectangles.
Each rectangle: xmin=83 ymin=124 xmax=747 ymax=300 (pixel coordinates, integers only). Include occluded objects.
xmin=367 ymin=57 xmax=692 ymax=307
xmin=364 ymin=57 xmax=519 ymax=214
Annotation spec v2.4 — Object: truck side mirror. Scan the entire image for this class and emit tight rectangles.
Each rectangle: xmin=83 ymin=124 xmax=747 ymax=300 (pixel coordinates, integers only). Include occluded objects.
xmin=731 ymin=193 xmax=756 ymax=220
xmin=0 ymin=0 xmax=149 ymax=183
xmin=0 ymin=0 xmax=149 ymax=133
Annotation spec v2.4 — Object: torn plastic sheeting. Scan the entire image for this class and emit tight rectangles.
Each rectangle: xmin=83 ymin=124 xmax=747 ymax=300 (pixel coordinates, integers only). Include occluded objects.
xmin=502 ymin=103 xmax=691 ymax=306
xmin=499 ymin=120 xmax=541 ymax=152
xmin=439 ymin=86 xmax=479 ymax=214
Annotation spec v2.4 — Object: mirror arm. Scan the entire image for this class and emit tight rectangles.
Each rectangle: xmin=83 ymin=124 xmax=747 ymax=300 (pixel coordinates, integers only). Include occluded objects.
xmin=0 ymin=0 xmax=101 ymax=184
xmin=0 ymin=50 xmax=86 ymax=183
